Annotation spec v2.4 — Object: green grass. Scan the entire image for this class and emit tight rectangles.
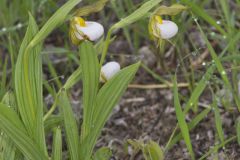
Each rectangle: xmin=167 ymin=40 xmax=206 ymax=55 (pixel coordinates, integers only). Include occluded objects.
xmin=0 ymin=0 xmax=240 ymax=159
xmin=173 ymin=75 xmax=195 ymax=159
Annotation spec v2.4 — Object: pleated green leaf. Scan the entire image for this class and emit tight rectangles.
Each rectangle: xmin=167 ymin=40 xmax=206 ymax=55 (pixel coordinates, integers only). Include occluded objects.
xmin=127 ymin=139 xmax=144 ymax=152
xmin=144 ymin=141 xmax=164 ymax=160
xmin=58 ymin=90 xmax=80 ymax=160
xmin=128 ymin=140 xmax=164 ymax=160
xmin=173 ymin=76 xmax=195 ymax=160
xmin=0 ymin=57 xmax=8 ymax=100
xmin=154 ymin=4 xmax=187 ymax=16
xmin=14 ymin=14 xmax=46 ymax=153
xmin=15 ymin=0 xmax=83 ymax=156
xmin=74 ymin=0 xmax=109 ymax=17
xmin=1 ymin=92 xmax=17 ymax=160
xmin=0 ymin=134 xmax=3 ymax=158
xmin=2 ymin=134 xmax=15 ymax=160
xmin=52 ymin=127 xmax=62 ymax=160
xmin=79 ymin=41 xmax=100 ymax=141
xmin=0 ymin=103 xmax=48 ymax=160
xmin=93 ymin=147 xmax=112 ymax=160
xmin=29 ymin=0 xmax=82 ymax=47
xmin=80 ymin=62 xmax=140 ymax=160
xmin=44 ymin=115 xmax=63 ymax=133
xmin=1 ymin=92 xmax=16 ymax=110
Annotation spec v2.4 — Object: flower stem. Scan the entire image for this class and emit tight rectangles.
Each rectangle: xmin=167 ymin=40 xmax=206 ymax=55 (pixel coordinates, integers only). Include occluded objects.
xmin=43 ymin=93 xmax=60 ymax=121
xmin=100 ymin=28 xmax=113 ymax=66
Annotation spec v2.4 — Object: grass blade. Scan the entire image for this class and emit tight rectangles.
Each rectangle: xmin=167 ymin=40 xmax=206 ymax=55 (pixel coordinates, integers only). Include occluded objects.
xmin=236 ymin=118 xmax=240 ymax=145
xmin=218 ymin=0 xmax=231 ymax=27
xmin=110 ymin=0 xmax=133 ymax=46
xmin=212 ymin=98 xmax=225 ymax=143
xmin=183 ymin=65 xmax=215 ymax=113
xmin=166 ymin=108 xmax=211 ymax=150
xmin=199 ymin=136 xmax=236 ymax=160
xmin=173 ymin=75 xmax=195 ymax=159
xmin=180 ymin=0 xmax=226 ymax=35
xmin=196 ymin=21 xmax=240 ymax=110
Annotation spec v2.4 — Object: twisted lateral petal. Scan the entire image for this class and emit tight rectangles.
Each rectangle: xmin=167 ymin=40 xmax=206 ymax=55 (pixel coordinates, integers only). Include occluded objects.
xmin=156 ymin=20 xmax=178 ymax=39
xmin=100 ymin=61 xmax=120 ymax=82
xmin=75 ymin=21 xmax=104 ymax=41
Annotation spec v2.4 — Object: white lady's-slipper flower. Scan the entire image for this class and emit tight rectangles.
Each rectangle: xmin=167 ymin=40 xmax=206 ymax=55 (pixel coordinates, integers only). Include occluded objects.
xmin=69 ymin=17 xmax=104 ymax=45
xmin=150 ymin=16 xmax=178 ymax=40
xmin=100 ymin=61 xmax=120 ymax=82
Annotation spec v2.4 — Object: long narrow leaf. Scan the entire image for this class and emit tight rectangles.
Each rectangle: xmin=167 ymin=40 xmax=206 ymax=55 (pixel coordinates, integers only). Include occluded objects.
xmin=29 ymin=0 xmax=82 ymax=47
xmin=184 ymin=65 xmax=215 ymax=113
xmin=100 ymin=0 xmax=162 ymax=65
xmin=74 ymin=0 xmax=109 ymax=17
xmin=196 ymin=21 xmax=240 ymax=110
xmin=199 ymin=136 xmax=236 ymax=160
xmin=44 ymin=115 xmax=63 ymax=133
xmin=180 ymin=0 xmax=226 ymax=35
xmin=166 ymin=108 xmax=211 ymax=150
xmin=236 ymin=119 xmax=240 ymax=145
xmin=2 ymin=135 xmax=15 ymax=160
xmin=52 ymin=127 xmax=62 ymax=160
xmin=79 ymin=41 xmax=100 ymax=141
xmin=80 ymin=62 xmax=140 ymax=160
xmin=212 ymin=98 xmax=225 ymax=143
xmin=58 ymin=90 xmax=79 ymax=160
xmin=63 ymin=67 xmax=82 ymax=90
xmin=1 ymin=92 xmax=17 ymax=160
xmin=15 ymin=0 xmax=83 ymax=155
xmin=173 ymin=76 xmax=195 ymax=159
xmin=111 ymin=0 xmax=162 ymax=30
xmin=0 ymin=103 xmax=48 ymax=160
xmin=14 ymin=14 xmax=46 ymax=153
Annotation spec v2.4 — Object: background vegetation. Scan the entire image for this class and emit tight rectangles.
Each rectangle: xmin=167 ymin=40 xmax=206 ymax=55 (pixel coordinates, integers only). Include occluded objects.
xmin=0 ymin=0 xmax=240 ymax=159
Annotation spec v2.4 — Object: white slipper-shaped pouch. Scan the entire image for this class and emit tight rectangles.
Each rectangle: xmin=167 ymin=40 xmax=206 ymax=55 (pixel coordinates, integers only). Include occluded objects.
xmin=70 ymin=17 xmax=104 ymax=45
xmin=151 ymin=16 xmax=178 ymax=40
xmin=100 ymin=61 xmax=120 ymax=83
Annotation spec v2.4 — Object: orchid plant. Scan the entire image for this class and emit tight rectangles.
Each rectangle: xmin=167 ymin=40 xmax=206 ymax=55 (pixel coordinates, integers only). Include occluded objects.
xmin=148 ymin=4 xmax=187 ymax=68
xmin=0 ymin=0 xmax=186 ymax=159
